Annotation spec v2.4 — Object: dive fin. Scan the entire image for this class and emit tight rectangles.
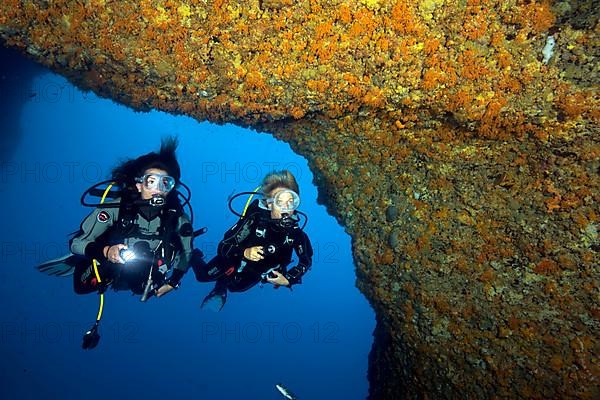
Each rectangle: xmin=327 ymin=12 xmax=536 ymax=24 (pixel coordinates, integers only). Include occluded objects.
xmin=200 ymin=289 xmax=227 ymax=312
xmin=275 ymin=383 xmax=298 ymax=400
xmin=36 ymin=253 xmax=88 ymax=277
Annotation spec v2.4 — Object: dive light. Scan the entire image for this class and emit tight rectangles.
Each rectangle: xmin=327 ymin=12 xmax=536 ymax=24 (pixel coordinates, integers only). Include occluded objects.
xmin=119 ymin=248 xmax=136 ymax=263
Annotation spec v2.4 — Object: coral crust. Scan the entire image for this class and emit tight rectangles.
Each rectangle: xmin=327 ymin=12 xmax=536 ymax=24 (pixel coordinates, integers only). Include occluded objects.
xmin=1 ymin=1 xmax=598 ymax=399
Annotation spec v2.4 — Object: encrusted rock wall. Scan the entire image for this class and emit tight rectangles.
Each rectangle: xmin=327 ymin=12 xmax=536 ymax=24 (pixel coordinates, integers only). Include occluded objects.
xmin=2 ymin=1 xmax=597 ymax=398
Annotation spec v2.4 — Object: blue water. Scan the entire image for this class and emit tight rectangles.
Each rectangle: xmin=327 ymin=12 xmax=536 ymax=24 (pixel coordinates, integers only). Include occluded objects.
xmin=0 ymin=50 xmax=375 ymax=399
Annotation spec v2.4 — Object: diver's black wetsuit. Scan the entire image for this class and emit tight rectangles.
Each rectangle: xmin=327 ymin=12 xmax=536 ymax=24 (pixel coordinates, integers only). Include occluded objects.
xmin=70 ymin=198 xmax=193 ymax=295
xmin=192 ymin=200 xmax=313 ymax=293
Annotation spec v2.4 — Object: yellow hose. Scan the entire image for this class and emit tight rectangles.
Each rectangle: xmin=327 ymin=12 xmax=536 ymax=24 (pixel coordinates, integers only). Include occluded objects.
xmin=92 ymin=259 xmax=104 ymax=321
xmin=92 ymin=183 xmax=114 ymax=322
xmin=100 ymin=183 xmax=114 ymax=204
xmin=242 ymin=186 xmax=262 ymax=217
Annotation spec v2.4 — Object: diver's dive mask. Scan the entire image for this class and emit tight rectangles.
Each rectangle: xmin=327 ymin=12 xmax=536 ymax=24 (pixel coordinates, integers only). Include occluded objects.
xmin=266 ymin=189 xmax=300 ymax=213
xmin=136 ymin=173 xmax=176 ymax=193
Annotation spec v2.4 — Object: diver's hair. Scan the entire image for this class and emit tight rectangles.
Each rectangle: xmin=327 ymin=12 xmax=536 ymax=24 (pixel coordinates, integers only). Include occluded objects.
xmin=261 ymin=170 xmax=300 ymax=196
xmin=111 ymin=136 xmax=181 ymax=186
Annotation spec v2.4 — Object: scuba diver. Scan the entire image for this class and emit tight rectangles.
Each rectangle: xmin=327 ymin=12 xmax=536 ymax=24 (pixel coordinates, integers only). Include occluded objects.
xmin=37 ymin=137 xmax=196 ymax=348
xmin=191 ymin=170 xmax=313 ymax=311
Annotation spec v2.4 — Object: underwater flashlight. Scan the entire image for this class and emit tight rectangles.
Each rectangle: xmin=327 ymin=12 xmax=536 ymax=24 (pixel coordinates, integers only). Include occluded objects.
xmin=119 ymin=248 xmax=136 ymax=263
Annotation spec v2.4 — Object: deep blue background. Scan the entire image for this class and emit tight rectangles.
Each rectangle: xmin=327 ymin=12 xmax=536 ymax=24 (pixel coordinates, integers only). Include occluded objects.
xmin=0 ymin=49 xmax=374 ymax=399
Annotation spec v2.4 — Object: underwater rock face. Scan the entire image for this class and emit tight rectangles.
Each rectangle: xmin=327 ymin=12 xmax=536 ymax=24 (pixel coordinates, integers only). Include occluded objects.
xmin=2 ymin=1 xmax=598 ymax=399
